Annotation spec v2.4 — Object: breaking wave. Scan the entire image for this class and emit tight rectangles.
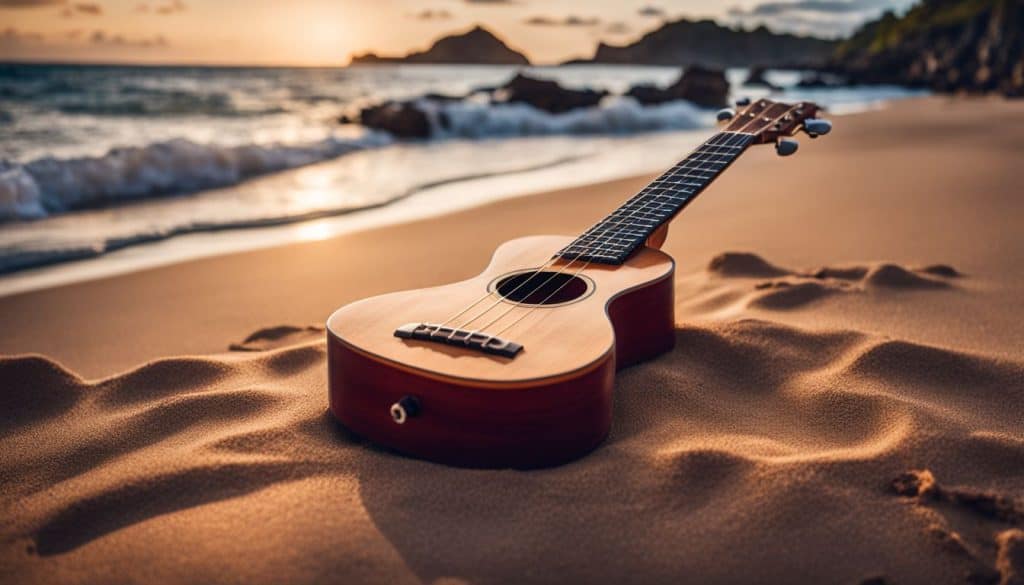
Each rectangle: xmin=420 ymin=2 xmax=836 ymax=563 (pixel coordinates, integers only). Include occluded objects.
xmin=423 ymin=96 xmax=712 ymax=139
xmin=0 ymin=134 xmax=391 ymax=221
xmin=1 ymin=98 xmax=712 ymax=222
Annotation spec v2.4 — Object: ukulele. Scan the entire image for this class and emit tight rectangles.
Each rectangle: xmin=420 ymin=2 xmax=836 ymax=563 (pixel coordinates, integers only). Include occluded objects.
xmin=327 ymin=98 xmax=833 ymax=468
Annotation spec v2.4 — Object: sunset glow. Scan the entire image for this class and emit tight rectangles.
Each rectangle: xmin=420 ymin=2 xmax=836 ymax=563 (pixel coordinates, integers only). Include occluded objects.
xmin=0 ymin=0 xmax=915 ymax=66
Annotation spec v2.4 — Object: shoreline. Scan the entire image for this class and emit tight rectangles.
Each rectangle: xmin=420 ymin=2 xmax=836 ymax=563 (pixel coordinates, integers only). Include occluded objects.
xmin=2 ymin=96 xmax=1023 ymax=377
xmin=0 ymin=95 xmax=921 ymax=299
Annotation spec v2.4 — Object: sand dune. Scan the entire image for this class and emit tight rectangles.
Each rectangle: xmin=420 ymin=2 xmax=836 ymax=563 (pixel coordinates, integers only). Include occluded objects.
xmin=2 ymin=257 xmax=1022 ymax=584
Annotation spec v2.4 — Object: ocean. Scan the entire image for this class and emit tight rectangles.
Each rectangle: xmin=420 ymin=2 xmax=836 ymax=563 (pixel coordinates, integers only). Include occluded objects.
xmin=0 ymin=63 xmax=925 ymax=294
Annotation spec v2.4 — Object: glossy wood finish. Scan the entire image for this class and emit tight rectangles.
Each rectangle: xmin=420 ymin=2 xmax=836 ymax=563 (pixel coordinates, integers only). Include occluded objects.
xmin=327 ymin=235 xmax=675 ymax=468
xmin=327 ymin=235 xmax=673 ymax=384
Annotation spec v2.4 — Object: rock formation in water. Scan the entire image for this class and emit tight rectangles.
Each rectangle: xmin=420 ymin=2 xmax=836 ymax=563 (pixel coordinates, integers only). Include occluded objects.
xmin=626 ymin=66 xmax=730 ymax=108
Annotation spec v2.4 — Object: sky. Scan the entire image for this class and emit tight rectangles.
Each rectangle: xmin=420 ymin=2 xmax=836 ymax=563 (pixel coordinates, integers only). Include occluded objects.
xmin=0 ymin=0 xmax=917 ymax=66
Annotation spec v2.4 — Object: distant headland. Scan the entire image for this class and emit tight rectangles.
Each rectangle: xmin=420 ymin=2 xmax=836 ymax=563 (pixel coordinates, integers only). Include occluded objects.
xmin=350 ymin=26 xmax=529 ymax=66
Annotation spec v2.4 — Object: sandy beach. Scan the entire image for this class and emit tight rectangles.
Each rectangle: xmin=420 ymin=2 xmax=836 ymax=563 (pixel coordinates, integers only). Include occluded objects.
xmin=2 ymin=97 xmax=1023 ymax=584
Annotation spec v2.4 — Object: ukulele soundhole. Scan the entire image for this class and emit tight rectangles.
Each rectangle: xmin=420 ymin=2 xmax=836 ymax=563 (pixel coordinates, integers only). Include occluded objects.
xmin=489 ymin=270 xmax=594 ymax=307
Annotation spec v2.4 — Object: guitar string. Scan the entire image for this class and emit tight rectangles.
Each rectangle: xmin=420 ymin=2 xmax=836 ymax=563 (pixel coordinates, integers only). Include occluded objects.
xmin=481 ymin=129 xmax=758 ymax=342
xmin=433 ymin=100 xmax=799 ymax=344
xmin=457 ymin=131 xmax=749 ymax=340
xmin=484 ymin=103 xmax=804 ymax=343
xmin=430 ymin=127 xmax=741 ymax=339
xmin=470 ymin=129 xmax=756 ymax=343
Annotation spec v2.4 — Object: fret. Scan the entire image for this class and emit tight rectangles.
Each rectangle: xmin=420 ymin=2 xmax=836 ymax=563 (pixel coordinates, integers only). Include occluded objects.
xmin=630 ymin=194 xmax=688 ymax=206
xmin=555 ymin=131 xmax=755 ymax=265
xmin=605 ymin=210 xmax=670 ymax=223
xmin=616 ymin=203 xmax=676 ymax=216
xmin=588 ymin=217 xmax=659 ymax=231
xmin=572 ymin=233 xmax=639 ymax=247
xmin=619 ymin=195 xmax=681 ymax=208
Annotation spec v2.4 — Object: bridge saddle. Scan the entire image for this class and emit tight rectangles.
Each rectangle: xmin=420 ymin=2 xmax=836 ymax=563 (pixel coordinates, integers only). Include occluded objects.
xmin=394 ymin=323 xmax=523 ymax=358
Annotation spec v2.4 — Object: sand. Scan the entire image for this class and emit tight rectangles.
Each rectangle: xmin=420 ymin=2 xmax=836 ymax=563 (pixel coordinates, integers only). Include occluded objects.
xmin=1 ymin=97 xmax=1023 ymax=584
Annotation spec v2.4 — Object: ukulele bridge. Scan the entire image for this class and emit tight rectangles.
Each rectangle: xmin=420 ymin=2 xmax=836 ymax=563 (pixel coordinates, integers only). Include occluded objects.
xmin=394 ymin=323 xmax=523 ymax=358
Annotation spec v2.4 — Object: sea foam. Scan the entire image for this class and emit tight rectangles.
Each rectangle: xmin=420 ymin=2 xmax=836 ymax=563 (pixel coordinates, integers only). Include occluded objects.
xmin=0 ymin=134 xmax=390 ymax=221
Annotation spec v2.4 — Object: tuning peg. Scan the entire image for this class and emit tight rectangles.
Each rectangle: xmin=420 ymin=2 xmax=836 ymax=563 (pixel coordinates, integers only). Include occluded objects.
xmin=803 ymin=118 xmax=832 ymax=137
xmin=776 ymin=138 xmax=799 ymax=157
xmin=716 ymin=108 xmax=736 ymax=122
xmin=735 ymin=97 xmax=751 ymax=106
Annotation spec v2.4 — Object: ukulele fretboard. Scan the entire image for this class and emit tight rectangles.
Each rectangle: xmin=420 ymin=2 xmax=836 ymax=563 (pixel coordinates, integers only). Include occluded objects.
xmin=556 ymin=131 xmax=755 ymax=265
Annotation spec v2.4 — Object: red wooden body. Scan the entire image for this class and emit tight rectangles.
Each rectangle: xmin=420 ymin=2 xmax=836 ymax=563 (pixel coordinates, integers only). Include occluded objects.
xmin=326 ymin=235 xmax=675 ymax=468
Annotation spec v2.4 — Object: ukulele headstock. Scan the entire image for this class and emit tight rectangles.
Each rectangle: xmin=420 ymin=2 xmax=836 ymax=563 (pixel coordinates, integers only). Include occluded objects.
xmin=720 ymin=98 xmax=832 ymax=155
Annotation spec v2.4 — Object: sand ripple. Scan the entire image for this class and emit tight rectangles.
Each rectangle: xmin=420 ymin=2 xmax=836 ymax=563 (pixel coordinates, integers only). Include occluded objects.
xmin=1 ymin=263 xmax=1022 ymax=584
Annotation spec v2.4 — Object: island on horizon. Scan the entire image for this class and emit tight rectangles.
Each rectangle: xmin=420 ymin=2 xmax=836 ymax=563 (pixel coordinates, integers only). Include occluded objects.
xmin=350 ymin=25 xmax=530 ymax=66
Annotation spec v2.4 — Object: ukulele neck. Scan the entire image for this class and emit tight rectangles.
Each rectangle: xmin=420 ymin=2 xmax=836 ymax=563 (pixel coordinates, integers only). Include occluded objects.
xmin=555 ymin=131 xmax=755 ymax=265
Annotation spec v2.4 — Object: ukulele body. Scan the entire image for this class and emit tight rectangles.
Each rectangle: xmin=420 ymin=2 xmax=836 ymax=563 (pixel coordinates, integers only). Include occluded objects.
xmin=326 ymin=235 xmax=675 ymax=468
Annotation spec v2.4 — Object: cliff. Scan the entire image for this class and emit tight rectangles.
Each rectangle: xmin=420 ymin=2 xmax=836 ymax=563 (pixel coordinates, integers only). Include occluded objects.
xmin=572 ymin=19 xmax=836 ymax=68
xmin=831 ymin=0 xmax=1023 ymax=96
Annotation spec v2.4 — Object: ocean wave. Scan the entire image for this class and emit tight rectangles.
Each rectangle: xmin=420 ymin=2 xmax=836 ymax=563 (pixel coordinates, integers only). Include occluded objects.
xmin=422 ymin=96 xmax=713 ymax=139
xmin=56 ymin=88 xmax=289 ymax=117
xmin=0 ymin=134 xmax=391 ymax=222
xmin=0 ymin=153 xmax=587 ymax=274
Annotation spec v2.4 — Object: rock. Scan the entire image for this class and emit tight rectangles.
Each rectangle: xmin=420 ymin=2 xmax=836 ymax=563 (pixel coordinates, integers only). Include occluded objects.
xmin=795 ymin=72 xmax=847 ymax=88
xmin=626 ymin=65 xmax=729 ymax=108
xmin=830 ymin=0 xmax=1024 ymax=97
xmin=742 ymin=66 xmax=781 ymax=90
xmin=351 ymin=25 xmax=530 ymax=66
xmin=356 ymin=101 xmax=431 ymax=139
xmin=492 ymin=73 xmax=607 ymax=114
xmin=422 ymin=92 xmax=464 ymax=102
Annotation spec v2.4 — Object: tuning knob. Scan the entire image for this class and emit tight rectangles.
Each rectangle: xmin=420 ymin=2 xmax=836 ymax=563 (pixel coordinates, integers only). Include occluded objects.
xmin=735 ymin=97 xmax=751 ymax=106
xmin=803 ymin=118 xmax=833 ymax=137
xmin=776 ymin=138 xmax=799 ymax=157
xmin=716 ymin=108 xmax=736 ymax=122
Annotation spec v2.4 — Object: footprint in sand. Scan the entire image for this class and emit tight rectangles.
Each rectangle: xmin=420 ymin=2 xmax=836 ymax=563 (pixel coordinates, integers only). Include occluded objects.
xmin=889 ymin=469 xmax=1024 ymax=585
xmin=687 ymin=251 xmax=961 ymax=313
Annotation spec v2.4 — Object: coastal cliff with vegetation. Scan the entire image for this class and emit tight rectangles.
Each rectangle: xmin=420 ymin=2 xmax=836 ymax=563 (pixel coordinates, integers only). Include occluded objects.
xmin=572 ymin=19 xmax=836 ymax=68
xmin=831 ymin=0 xmax=1023 ymax=96
xmin=350 ymin=25 xmax=529 ymax=66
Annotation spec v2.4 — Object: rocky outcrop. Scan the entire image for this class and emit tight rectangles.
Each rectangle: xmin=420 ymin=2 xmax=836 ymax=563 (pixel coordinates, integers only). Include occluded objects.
xmin=742 ymin=66 xmax=782 ymax=90
xmin=351 ymin=25 xmax=529 ymax=66
xmin=493 ymin=74 xmax=607 ymax=113
xmin=353 ymin=73 xmax=611 ymax=137
xmin=796 ymin=72 xmax=848 ymax=88
xmin=574 ymin=19 xmax=835 ymax=68
xmin=626 ymin=66 xmax=730 ymax=108
xmin=355 ymin=101 xmax=432 ymax=139
xmin=831 ymin=0 xmax=1024 ymax=97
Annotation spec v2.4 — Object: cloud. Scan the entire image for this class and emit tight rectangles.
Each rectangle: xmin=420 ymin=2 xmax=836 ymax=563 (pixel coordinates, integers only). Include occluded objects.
xmin=605 ymin=21 xmax=631 ymax=35
xmin=134 ymin=1 xmax=186 ymax=14
xmin=729 ymin=0 xmax=895 ymax=17
xmin=726 ymin=0 xmax=909 ymax=38
xmin=0 ymin=0 xmax=64 ymax=6
xmin=524 ymin=15 xmax=600 ymax=27
xmin=637 ymin=5 xmax=665 ymax=18
xmin=0 ymin=27 xmax=44 ymax=42
xmin=90 ymin=28 xmax=168 ymax=46
xmin=463 ymin=0 xmax=515 ymax=4
xmin=61 ymin=2 xmax=101 ymax=17
xmin=410 ymin=9 xmax=452 ymax=20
